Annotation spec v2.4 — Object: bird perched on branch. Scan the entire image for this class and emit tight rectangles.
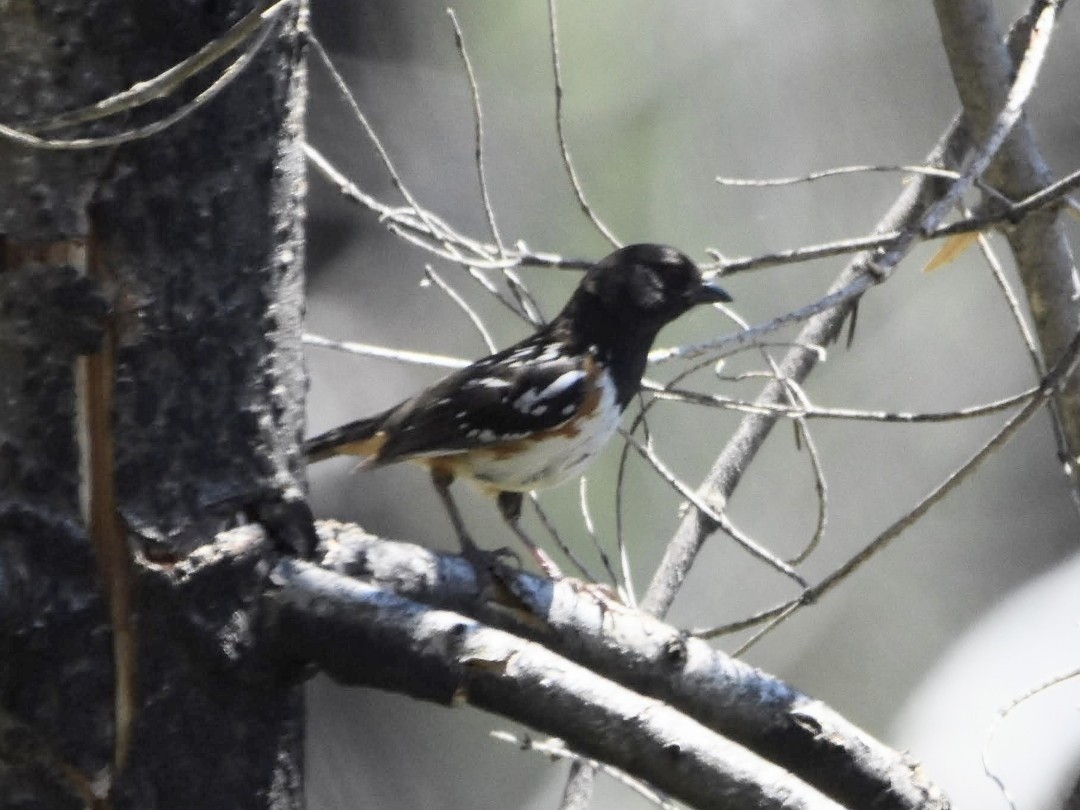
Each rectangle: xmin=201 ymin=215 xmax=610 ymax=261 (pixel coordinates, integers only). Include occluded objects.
xmin=305 ymin=243 xmax=731 ymax=574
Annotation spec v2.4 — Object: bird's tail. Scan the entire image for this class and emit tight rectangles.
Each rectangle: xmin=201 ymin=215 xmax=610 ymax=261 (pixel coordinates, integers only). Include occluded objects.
xmin=304 ymin=414 xmax=387 ymax=464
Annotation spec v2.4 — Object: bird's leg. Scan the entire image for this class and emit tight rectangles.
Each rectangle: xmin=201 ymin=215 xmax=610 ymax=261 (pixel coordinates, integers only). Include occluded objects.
xmin=498 ymin=492 xmax=624 ymax=607
xmin=496 ymin=491 xmax=563 ymax=579
xmin=430 ymin=467 xmax=482 ymax=560
xmin=429 ymin=466 xmax=522 ymax=587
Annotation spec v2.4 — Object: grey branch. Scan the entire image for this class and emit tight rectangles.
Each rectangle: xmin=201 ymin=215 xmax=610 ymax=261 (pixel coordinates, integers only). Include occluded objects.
xmin=270 ymin=563 xmax=842 ymax=810
xmin=262 ymin=521 xmax=949 ymax=810
xmin=932 ymin=0 xmax=1080 ymax=473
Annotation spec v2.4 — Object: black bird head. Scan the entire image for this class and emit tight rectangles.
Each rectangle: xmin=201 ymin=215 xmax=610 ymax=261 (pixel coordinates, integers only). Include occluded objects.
xmin=559 ymin=243 xmax=731 ymax=345
xmin=552 ymin=244 xmax=731 ymax=405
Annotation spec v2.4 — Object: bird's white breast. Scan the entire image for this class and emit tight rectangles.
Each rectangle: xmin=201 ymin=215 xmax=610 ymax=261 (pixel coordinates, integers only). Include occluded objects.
xmin=460 ymin=369 xmax=621 ymax=493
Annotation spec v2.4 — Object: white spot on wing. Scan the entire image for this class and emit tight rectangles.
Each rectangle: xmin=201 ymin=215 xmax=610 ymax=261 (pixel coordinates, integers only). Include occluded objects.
xmin=464 ymin=377 xmax=512 ymax=390
xmin=544 ymin=369 xmax=586 ymax=397
xmin=513 ymin=369 xmax=586 ymax=413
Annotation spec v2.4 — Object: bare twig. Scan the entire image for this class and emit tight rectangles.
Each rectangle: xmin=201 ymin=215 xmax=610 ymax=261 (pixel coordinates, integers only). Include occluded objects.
xmin=445 ymin=9 xmax=548 ymax=327
xmin=447 ymin=8 xmax=504 ymax=256
xmin=575 ymin=476 xmax=625 ymax=601
xmin=783 ymin=388 xmax=828 ymax=566
xmin=308 ymin=33 xmax=454 ymax=259
xmin=545 ymin=0 xmax=621 ymax=248
xmin=716 ymin=164 xmax=964 ymax=188
xmin=651 ymin=382 xmax=1039 ymax=424
xmin=619 ymin=430 xmax=807 ymax=590
xmin=304 ymin=142 xmax=586 ymax=271
xmin=26 ymin=0 xmax=292 ymax=132
xmin=303 ymin=332 xmax=470 ymax=370
xmin=423 ymin=265 xmax=498 ymax=352
xmin=706 ymin=168 xmax=1079 ymax=277
xmin=460 ymin=266 xmax=534 ymax=323
xmin=0 ymin=1 xmax=286 ymax=150
xmin=724 ymin=302 xmax=830 ymax=568
xmin=649 ymin=276 xmax=877 ymax=363
xmin=982 ymin=664 xmax=1080 ymax=810
xmin=529 ymin=493 xmax=600 ymax=582
xmin=698 ymin=321 xmax=1080 ymax=639
xmin=1011 ymin=162 xmax=1080 ymax=215
xmin=717 ymin=163 xmax=1011 ymax=208
xmin=491 ymin=732 xmax=678 ymax=809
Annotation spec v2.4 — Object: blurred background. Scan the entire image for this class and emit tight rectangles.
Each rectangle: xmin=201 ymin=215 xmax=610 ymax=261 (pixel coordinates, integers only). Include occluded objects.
xmin=302 ymin=2 xmax=1080 ymax=807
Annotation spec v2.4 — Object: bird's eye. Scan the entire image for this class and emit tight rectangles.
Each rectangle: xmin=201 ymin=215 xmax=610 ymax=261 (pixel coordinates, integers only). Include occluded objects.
xmin=630 ymin=266 xmax=665 ymax=309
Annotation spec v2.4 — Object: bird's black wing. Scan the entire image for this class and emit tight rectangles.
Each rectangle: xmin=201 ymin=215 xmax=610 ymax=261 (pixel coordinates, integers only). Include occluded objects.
xmin=373 ymin=335 xmax=595 ymax=464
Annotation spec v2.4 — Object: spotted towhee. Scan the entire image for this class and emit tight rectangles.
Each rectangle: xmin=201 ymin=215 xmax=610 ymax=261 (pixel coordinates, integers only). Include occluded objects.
xmin=305 ymin=243 xmax=731 ymax=572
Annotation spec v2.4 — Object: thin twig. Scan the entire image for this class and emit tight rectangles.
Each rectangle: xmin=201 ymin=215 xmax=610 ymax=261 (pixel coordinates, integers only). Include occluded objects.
xmin=302 ymin=332 xmax=470 ymax=370
xmin=545 ymin=0 xmax=621 ymax=248
xmin=722 ymin=303 xmax=830 ymax=568
xmin=447 ymin=8 xmax=504 ymax=256
xmin=619 ymin=430 xmax=808 ymax=590
xmin=649 ymin=275 xmax=877 ymax=363
xmin=491 ymin=731 xmax=678 ymax=810
xmin=0 ymin=4 xmax=284 ymax=150
xmin=705 ymin=177 xmax=1078 ymax=277
xmin=576 ymin=476 xmax=626 ymax=602
xmin=782 ymin=383 xmax=829 ymax=566
xmin=651 ymin=382 xmax=1039 ymax=424
xmin=529 ymin=494 xmax=601 ymax=583
xmin=982 ymin=664 xmax=1080 ymax=810
xmin=444 ymin=12 xmax=549 ymax=326
xmin=730 ymin=601 xmax=804 ymax=657
xmin=1011 ymin=161 xmax=1080 ymax=214
xmin=717 ymin=162 xmax=1011 ymax=207
xmin=462 ymin=266 xmax=531 ymax=322
xmin=26 ymin=0 xmax=292 ymax=132
xmin=613 ymin=411 xmax=637 ymax=605
xmin=697 ymin=322 xmax=1080 ymax=639
xmin=314 ymin=27 xmax=529 ymax=333
xmin=502 ymin=267 xmax=547 ymax=327
xmin=304 ymin=142 xmax=586 ymax=271
xmin=423 ymin=265 xmax=498 ymax=352
xmin=308 ymin=33 xmax=457 ymax=261
xmin=716 ymin=164 xmax=963 ymax=188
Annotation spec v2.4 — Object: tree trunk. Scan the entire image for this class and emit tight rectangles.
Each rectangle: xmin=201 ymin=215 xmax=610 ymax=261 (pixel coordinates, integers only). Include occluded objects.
xmin=0 ymin=2 xmax=309 ymax=808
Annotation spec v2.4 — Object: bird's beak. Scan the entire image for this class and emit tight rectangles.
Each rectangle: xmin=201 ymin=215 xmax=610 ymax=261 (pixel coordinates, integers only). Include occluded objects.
xmin=693 ymin=274 xmax=733 ymax=304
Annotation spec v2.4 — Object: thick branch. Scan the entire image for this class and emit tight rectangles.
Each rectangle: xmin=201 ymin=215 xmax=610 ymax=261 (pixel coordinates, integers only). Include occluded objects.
xmin=269 ymin=556 xmax=844 ymax=810
xmin=274 ymin=522 xmax=948 ymax=810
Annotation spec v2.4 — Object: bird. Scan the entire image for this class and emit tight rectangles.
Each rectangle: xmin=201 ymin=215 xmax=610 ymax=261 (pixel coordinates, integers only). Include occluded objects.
xmin=305 ymin=243 xmax=731 ymax=575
